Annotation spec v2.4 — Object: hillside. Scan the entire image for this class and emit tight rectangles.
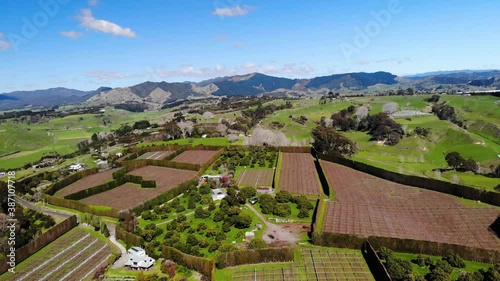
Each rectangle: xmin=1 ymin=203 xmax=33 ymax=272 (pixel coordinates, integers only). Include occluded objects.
xmin=2 ymin=70 xmax=500 ymax=111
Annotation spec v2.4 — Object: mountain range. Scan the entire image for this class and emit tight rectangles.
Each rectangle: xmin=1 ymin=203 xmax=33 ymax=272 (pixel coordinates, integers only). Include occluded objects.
xmin=1 ymin=70 xmax=499 ymax=111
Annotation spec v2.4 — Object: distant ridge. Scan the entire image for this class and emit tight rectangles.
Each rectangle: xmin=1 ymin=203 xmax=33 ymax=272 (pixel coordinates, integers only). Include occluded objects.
xmin=1 ymin=69 xmax=499 ymax=111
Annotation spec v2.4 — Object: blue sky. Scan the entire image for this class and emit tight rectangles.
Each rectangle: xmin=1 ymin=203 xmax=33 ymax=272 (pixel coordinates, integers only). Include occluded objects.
xmin=0 ymin=0 xmax=499 ymax=92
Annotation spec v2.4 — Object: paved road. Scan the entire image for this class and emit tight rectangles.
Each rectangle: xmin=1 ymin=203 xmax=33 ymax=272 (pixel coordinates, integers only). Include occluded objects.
xmin=16 ymin=197 xmax=71 ymax=218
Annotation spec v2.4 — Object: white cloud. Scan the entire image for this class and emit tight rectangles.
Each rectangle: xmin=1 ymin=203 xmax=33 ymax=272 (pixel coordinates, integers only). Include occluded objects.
xmin=78 ymin=9 xmax=136 ymax=38
xmin=0 ymin=33 xmax=4 ymax=39
xmin=87 ymin=63 xmax=315 ymax=84
xmin=235 ymin=41 xmax=245 ymax=48
xmin=60 ymin=31 xmax=84 ymax=39
xmin=212 ymin=5 xmax=255 ymax=17
xmin=149 ymin=63 xmax=314 ymax=80
xmin=88 ymin=0 xmax=99 ymax=6
xmin=85 ymin=71 xmax=138 ymax=82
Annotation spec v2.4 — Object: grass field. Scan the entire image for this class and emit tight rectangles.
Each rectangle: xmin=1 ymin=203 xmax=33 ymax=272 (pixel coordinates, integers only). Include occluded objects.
xmin=0 ymin=107 xmax=176 ymax=170
xmin=258 ymin=95 xmax=500 ymax=191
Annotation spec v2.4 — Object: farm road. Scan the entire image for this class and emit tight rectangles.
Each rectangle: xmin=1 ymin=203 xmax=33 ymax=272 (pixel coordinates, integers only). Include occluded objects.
xmin=245 ymin=203 xmax=300 ymax=245
xmin=17 ymin=197 xmax=71 ymax=218
xmin=107 ymin=223 xmax=129 ymax=269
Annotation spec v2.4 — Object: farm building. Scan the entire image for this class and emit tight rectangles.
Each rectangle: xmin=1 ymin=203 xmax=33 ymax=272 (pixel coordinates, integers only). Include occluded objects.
xmin=69 ymin=164 xmax=83 ymax=171
xmin=256 ymin=186 xmax=273 ymax=194
xmin=125 ymin=247 xmax=155 ymax=270
xmin=245 ymin=232 xmax=255 ymax=241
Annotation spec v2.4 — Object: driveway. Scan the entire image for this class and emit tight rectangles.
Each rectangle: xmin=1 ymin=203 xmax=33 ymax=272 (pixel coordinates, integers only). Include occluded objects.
xmin=106 ymin=223 xmax=130 ymax=269
xmin=245 ymin=203 xmax=301 ymax=246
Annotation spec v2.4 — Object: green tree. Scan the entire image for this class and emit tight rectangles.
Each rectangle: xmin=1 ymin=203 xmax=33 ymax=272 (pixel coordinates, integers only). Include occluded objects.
xmin=101 ymin=223 xmax=110 ymax=237
xmin=238 ymin=186 xmax=257 ymax=202
xmin=273 ymin=203 xmax=291 ymax=217
xmin=311 ymin=126 xmax=357 ymax=157
xmin=275 ymin=190 xmax=292 ymax=203
xmin=248 ymin=238 xmax=267 ymax=249
xmin=297 ymin=208 xmax=310 ymax=218
xmin=443 ymin=253 xmax=465 ymax=268
xmin=445 ymin=152 xmax=465 ymax=169
xmin=219 ymin=244 xmax=237 ymax=253
xmin=233 ymin=213 xmax=252 ymax=229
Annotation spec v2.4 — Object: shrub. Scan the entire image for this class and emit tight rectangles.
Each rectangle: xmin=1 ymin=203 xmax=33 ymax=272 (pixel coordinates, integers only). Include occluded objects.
xmin=248 ymin=238 xmax=267 ymax=249
xmin=443 ymin=253 xmax=466 ymax=268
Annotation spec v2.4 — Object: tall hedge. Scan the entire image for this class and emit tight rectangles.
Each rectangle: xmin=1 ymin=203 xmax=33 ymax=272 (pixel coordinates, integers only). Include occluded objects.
xmin=316 ymin=152 xmax=500 ymax=206
xmin=162 ymin=246 xmax=215 ymax=278
xmin=216 ymin=247 xmax=294 ymax=268
xmin=312 ymin=232 xmax=500 ymax=264
xmin=64 ymin=177 xmax=126 ymax=200
xmin=45 ymin=168 xmax=98 ymax=195
xmin=0 ymin=215 xmax=78 ymax=275
xmin=362 ymin=241 xmax=392 ymax=281
xmin=116 ymin=226 xmax=144 ymax=247
xmin=130 ymin=179 xmax=197 ymax=214
xmin=43 ymin=194 xmax=120 ymax=218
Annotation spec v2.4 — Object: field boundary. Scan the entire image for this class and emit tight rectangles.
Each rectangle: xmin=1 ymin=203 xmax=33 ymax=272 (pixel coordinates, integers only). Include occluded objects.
xmin=162 ymin=246 xmax=215 ymax=279
xmin=361 ymin=241 xmax=392 ymax=281
xmin=316 ymin=151 xmax=500 ymax=206
xmin=312 ymin=232 xmax=500 ymax=264
xmin=43 ymin=194 xmax=121 ymax=217
xmin=216 ymin=247 xmax=295 ymax=268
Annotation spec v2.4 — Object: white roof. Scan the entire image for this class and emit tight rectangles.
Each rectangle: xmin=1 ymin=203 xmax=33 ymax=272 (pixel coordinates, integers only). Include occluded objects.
xmin=125 ymin=255 xmax=155 ymax=269
xmin=128 ymin=246 xmax=146 ymax=256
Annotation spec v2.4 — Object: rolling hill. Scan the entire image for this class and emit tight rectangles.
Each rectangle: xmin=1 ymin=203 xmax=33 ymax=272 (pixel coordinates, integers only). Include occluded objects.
xmin=1 ymin=70 xmax=499 ymax=111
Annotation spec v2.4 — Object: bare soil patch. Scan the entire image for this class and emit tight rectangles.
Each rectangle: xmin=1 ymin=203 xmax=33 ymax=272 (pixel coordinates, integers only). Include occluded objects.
xmin=279 ymin=153 xmax=322 ymax=195
xmin=321 ymin=161 xmax=500 ymax=251
xmin=172 ymin=150 xmax=218 ymax=165
xmin=55 ymin=168 xmax=120 ymax=197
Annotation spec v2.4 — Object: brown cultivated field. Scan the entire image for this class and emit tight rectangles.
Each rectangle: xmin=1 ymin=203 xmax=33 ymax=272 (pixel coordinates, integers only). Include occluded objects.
xmin=321 ymin=161 xmax=500 ymax=251
xmin=278 ymin=153 xmax=322 ymax=195
xmin=55 ymin=168 xmax=120 ymax=197
xmin=237 ymin=169 xmax=274 ymax=187
xmin=81 ymin=166 xmax=197 ymax=210
xmin=171 ymin=150 xmax=218 ymax=165
xmin=137 ymin=150 xmax=174 ymax=160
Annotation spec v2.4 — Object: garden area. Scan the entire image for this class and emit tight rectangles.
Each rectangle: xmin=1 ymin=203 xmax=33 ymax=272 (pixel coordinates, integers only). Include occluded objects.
xmin=377 ymin=247 xmax=498 ymax=281
xmin=121 ymin=183 xmax=267 ymax=259
xmin=251 ymin=190 xmax=316 ymax=222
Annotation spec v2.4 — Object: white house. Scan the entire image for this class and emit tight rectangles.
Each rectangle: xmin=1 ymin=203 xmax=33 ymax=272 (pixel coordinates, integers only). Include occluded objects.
xmin=125 ymin=247 xmax=155 ymax=270
xmin=69 ymin=164 xmax=83 ymax=171
xmin=211 ymin=188 xmax=226 ymax=201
